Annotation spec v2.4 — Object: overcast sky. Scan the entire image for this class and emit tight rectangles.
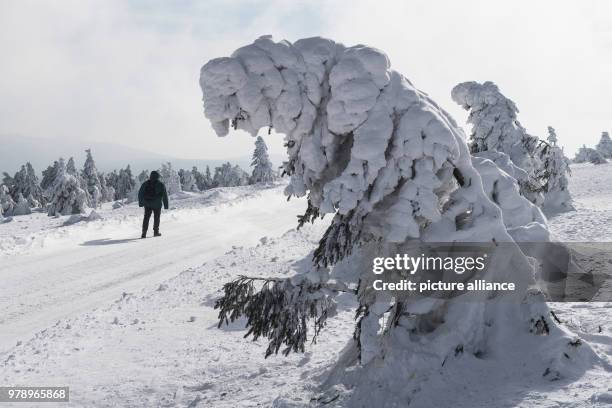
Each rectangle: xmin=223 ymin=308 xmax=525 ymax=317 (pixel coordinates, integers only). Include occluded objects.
xmin=0 ymin=0 xmax=610 ymax=159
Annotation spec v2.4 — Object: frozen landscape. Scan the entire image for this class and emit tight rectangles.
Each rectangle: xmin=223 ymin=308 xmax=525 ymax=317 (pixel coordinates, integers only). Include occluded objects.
xmin=0 ymin=163 xmax=611 ymax=407
xmin=1 ymin=2 xmax=611 ymax=405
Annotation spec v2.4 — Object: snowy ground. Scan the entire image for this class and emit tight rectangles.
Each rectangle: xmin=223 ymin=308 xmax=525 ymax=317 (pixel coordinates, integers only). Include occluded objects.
xmin=1 ymin=167 xmax=612 ymax=407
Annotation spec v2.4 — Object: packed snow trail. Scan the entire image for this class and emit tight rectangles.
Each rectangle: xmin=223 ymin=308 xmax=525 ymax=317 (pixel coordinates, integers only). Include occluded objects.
xmin=0 ymin=185 xmax=305 ymax=352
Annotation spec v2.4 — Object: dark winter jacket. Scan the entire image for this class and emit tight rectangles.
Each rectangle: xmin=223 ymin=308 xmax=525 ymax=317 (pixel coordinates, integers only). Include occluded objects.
xmin=138 ymin=171 xmax=169 ymax=210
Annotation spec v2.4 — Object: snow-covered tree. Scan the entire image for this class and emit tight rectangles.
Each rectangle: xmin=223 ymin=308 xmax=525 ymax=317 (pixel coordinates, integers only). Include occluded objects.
xmin=538 ymin=127 xmax=573 ymax=213
xmin=114 ymin=165 xmax=136 ymax=200
xmin=1 ymin=172 xmax=13 ymax=189
xmin=160 ymin=162 xmax=181 ymax=195
xmin=250 ymin=135 xmax=275 ymax=183
xmin=213 ymin=162 xmax=249 ymax=187
xmin=595 ymin=131 xmax=612 ymax=158
xmin=192 ymin=166 xmax=211 ymax=191
xmin=179 ymin=169 xmax=199 ymax=192
xmin=200 ymin=37 xmax=593 ymax=404
xmin=41 ymin=161 xmax=59 ymax=191
xmin=12 ymin=193 xmax=31 ymax=216
xmin=97 ymin=172 xmax=114 ymax=203
xmin=47 ymin=158 xmax=88 ymax=216
xmin=0 ymin=184 xmax=16 ymax=217
xmin=137 ymin=170 xmax=148 ymax=185
xmin=66 ymin=157 xmax=78 ymax=176
xmin=24 ymin=163 xmax=44 ymax=207
xmin=451 ymin=81 xmax=545 ymax=205
xmin=4 ymin=163 xmax=44 ymax=207
xmin=81 ymin=149 xmax=103 ymax=207
xmin=574 ymin=145 xmax=607 ymax=164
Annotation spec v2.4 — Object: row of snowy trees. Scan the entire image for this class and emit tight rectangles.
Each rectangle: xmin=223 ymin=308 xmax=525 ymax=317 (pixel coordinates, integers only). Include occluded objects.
xmin=0 ymin=136 xmax=277 ymax=219
xmin=573 ymin=131 xmax=612 ymax=164
xmin=200 ymin=37 xmax=588 ymax=404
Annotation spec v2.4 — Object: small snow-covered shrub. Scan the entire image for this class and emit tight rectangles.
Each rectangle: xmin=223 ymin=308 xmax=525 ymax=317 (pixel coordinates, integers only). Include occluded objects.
xmin=200 ymin=36 xmax=595 ymax=404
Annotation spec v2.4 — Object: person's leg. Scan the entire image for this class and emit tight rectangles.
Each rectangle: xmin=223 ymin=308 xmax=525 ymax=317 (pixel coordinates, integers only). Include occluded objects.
xmin=142 ymin=207 xmax=153 ymax=237
xmin=153 ymin=208 xmax=161 ymax=235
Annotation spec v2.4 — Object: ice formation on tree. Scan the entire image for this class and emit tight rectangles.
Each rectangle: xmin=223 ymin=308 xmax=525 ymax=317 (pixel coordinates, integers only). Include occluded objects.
xmin=538 ymin=127 xmax=573 ymax=213
xmin=12 ymin=193 xmax=31 ymax=216
xmin=116 ymin=165 xmax=136 ymax=200
xmin=160 ymin=162 xmax=181 ymax=195
xmin=47 ymin=159 xmax=88 ymax=216
xmin=595 ymin=131 xmax=612 ymax=158
xmin=200 ymin=36 xmax=595 ymax=404
xmin=574 ymin=145 xmax=607 ymax=164
xmin=41 ymin=161 xmax=60 ymax=192
xmin=192 ymin=166 xmax=213 ymax=191
xmin=0 ymin=184 xmax=16 ymax=217
xmin=451 ymin=81 xmax=545 ymax=205
xmin=4 ymin=163 xmax=45 ymax=207
xmin=82 ymin=149 xmax=103 ymax=207
xmin=98 ymin=171 xmax=115 ymax=203
xmin=250 ymin=136 xmax=275 ymax=183
xmin=213 ymin=162 xmax=249 ymax=187
xmin=178 ymin=169 xmax=199 ymax=192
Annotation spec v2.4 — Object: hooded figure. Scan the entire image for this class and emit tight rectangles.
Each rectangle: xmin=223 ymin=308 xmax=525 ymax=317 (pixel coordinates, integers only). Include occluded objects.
xmin=138 ymin=170 xmax=169 ymax=238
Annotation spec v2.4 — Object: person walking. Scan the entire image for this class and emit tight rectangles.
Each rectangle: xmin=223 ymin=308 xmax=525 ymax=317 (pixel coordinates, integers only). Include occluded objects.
xmin=138 ymin=170 xmax=169 ymax=238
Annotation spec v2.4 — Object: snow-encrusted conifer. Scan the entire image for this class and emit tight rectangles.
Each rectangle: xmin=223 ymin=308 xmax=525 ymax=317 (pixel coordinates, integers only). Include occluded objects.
xmin=213 ymin=162 xmax=249 ymax=187
xmin=115 ymin=165 xmax=136 ymax=200
xmin=200 ymin=37 xmax=593 ymax=404
xmin=160 ymin=162 xmax=181 ymax=195
xmin=250 ymin=136 xmax=275 ymax=183
xmin=24 ymin=163 xmax=44 ymax=207
xmin=82 ymin=149 xmax=103 ymax=207
xmin=12 ymin=193 xmax=31 ymax=216
xmin=47 ymin=159 xmax=88 ymax=216
xmin=0 ymin=184 xmax=16 ymax=217
xmin=575 ymin=145 xmax=607 ymax=164
xmin=41 ymin=161 xmax=59 ymax=191
xmin=97 ymin=172 xmax=114 ymax=202
xmin=451 ymin=81 xmax=545 ymax=205
xmin=179 ymin=169 xmax=199 ymax=192
xmin=539 ymin=127 xmax=573 ymax=213
xmin=66 ymin=157 xmax=78 ymax=176
xmin=595 ymin=131 xmax=612 ymax=158
xmin=137 ymin=170 xmax=148 ymax=185
xmin=192 ymin=166 xmax=209 ymax=191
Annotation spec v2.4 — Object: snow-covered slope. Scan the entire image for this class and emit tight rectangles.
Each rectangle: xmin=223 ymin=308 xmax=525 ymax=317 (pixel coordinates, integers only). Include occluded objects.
xmin=1 ymin=166 xmax=611 ymax=407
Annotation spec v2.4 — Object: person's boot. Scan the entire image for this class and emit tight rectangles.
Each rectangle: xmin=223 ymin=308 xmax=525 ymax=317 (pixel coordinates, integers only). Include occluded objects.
xmin=154 ymin=230 xmax=162 ymax=237
xmin=141 ymin=232 xmax=146 ymax=239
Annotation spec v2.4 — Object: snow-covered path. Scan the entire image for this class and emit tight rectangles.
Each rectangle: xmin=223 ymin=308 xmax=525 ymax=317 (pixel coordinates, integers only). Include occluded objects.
xmin=0 ymin=186 xmax=305 ymax=353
